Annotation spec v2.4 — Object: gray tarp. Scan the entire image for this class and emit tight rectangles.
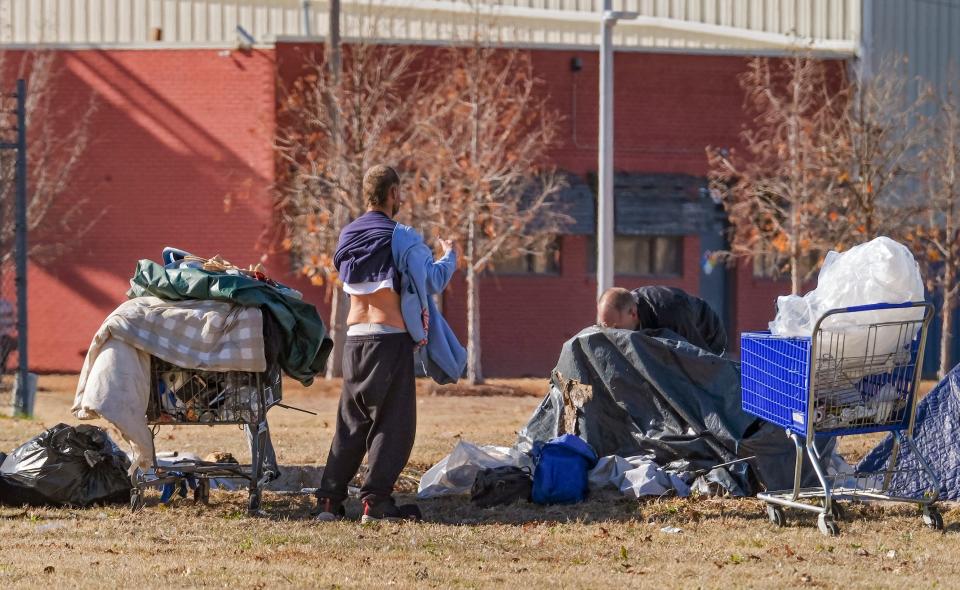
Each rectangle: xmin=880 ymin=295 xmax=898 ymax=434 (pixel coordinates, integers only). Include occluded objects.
xmin=517 ymin=327 xmax=825 ymax=496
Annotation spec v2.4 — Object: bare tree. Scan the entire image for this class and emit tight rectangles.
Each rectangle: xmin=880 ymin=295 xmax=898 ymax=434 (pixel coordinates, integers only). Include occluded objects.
xmin=412 ymin=46 xmax=568 ymax=384
xmin=707 ymin=55 xmax=849 ymax=294
xmin=0 ymin=51 xmax=98 ymax=265
xmin=906 ymin=88 xmax=960 ymax=379
xmin=272 ymin=42 xmax=434 ymax=377
xmin=831 ymin=58 xmax=928 ymax=239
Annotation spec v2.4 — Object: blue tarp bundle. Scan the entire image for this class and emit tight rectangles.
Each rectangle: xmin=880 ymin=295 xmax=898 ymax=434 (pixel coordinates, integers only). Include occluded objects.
xmin=858 ymin=364 xmax=960 ymax=499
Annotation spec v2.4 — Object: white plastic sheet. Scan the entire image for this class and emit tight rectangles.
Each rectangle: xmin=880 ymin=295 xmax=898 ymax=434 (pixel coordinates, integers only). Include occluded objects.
xmin=770 ymin=237 xmax=924 ymax=357
xmin=417 ymin=440 xmax=533 ymax=499
xmin=588 ymin=455 xmax=691 ymax=498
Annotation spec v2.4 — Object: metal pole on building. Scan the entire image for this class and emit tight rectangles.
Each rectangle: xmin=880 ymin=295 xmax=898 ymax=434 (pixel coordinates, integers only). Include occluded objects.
xmin=13 ymin=79 xmax=29 ymax=417
xmin=302 ymin=1 xmax=312 ymax=36
xmin=859 ymin=0 xmax=872 ymax=80
xmin=597 ymin=0 xmax=614 ymax=302
xmin=329 ymin=0 xmax=341 ymax=75
xmin=597 ymin=6 xmax=636 ymax=302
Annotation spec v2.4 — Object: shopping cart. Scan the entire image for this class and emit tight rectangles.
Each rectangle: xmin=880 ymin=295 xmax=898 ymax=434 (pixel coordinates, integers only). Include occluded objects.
xmin=130 ymin=357 xmax=282 ymax=515
xmin=741 ymin=302 xmax=941 ymax=536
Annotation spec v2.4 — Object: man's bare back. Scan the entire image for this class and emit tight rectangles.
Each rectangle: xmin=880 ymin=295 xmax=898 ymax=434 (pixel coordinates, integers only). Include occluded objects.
xmin=347 ymin=289 xmax=405 ymax=330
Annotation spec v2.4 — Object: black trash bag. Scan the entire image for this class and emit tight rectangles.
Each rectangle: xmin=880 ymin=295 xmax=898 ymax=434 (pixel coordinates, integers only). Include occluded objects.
xmin=0 ymin=423 xmax=132 ymax=507
xmin=470 ymin=466 xmax=532 ymax=508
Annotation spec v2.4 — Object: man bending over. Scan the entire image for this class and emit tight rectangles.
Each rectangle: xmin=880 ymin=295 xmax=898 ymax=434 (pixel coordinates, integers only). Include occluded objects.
xmin=597 ymin=286 xmax=727 ymax=355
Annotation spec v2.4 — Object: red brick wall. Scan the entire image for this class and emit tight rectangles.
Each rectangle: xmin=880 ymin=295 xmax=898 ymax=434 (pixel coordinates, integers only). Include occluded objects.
xmin=13 ymin=43 xmax=798 ymax=374
xmin=532 ymin=49 xmax=751 ymax=174
xmin=3 ymin=48 xmax=288 ymax=372
xmin=273 ymin=44 xmax=753 ymax=175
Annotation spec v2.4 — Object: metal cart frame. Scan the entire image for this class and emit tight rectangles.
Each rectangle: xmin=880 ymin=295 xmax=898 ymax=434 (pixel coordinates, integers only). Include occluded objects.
xmin=742 ymin=302 xmax=942 ymax=536
xmin=130 ymin=358 xmax=282 ymax=515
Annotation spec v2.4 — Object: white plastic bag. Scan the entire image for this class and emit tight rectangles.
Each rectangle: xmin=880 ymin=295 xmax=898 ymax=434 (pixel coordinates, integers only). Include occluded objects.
xmin=417 ymin=440 xmax=533 ymax=499
xmin=769 ymin=237 xmax=924 ymax=357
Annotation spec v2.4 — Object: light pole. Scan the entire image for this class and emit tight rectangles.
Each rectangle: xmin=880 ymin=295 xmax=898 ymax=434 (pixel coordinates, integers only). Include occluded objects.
xmin=597 ymin=3 xmax=638 ymax=302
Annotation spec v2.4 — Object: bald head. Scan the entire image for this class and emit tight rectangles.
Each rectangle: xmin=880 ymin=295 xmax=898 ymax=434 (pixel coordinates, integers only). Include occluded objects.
xmin=597 ymin=287 xmax=639 ymax=330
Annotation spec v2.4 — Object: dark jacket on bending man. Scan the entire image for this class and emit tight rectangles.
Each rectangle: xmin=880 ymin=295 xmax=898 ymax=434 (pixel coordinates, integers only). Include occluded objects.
xmin=597 ymin=286 xmax=727 ymax=355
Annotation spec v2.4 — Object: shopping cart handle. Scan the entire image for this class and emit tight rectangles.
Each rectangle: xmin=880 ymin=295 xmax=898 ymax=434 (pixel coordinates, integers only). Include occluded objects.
xmin=815 ymin=301 xmax=934 ymax=330
xmin=837 ymin=301 xmax=927 ymax=314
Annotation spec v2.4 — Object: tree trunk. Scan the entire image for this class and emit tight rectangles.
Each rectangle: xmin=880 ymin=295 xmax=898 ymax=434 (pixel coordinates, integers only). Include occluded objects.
xmin=788 ymin=68 xmax=801 ymax=297
xmin=466 ymin=264 xmax=483 ymax=385
xmin=466 ymin=213 xmax=483 ymax=385
xmin=790 ymin=253 xmax=801 ymax=295
xmin=325 ymin=287 xmax=349 ymax=379
xmin=940 ymin=271 xmax=955 ymax=380
xmin=789 ymin=225 xmax=801 ymax=294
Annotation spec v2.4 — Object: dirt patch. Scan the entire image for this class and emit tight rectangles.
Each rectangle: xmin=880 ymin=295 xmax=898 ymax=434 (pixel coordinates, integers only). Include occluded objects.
xmin=427 ymin=378 xmax=546 ymax=398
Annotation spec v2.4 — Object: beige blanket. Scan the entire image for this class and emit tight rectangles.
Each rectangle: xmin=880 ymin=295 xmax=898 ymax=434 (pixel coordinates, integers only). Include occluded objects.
xmin=73 ymin=297 xmax=265 ymax=471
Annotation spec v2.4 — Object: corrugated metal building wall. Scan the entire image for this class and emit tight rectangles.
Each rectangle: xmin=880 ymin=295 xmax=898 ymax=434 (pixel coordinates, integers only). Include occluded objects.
xmin=0 ymin=0 xmax=858 ymax=53
xmin=863 ymin=0 xmax=960 ymax=95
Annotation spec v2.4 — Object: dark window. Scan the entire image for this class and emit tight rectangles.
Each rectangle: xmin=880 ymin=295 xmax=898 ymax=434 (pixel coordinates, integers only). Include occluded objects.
xmin=492 ymin=238 xmax=561 ymax=275
xmin=588 ymin=235 xmax=683 ymax=276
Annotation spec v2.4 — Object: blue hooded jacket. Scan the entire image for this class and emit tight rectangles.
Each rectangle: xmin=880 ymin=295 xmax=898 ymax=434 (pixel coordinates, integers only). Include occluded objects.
xmin=392 ymin=223 xmax=467 ymax=384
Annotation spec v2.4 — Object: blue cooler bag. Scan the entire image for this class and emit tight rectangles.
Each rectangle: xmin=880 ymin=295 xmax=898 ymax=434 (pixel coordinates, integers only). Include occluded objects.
xmin=531 ymin=434 xmax=598 ymax=504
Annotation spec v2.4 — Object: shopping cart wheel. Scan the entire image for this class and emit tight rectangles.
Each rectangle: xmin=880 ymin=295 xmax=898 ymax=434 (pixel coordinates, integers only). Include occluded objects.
xmin=193 ymin=479 xmax=210 ymax=505
xmin=817 ymin=514 xmax=840 ymax=536
xmin=766 ymin=504 xmax=786 ymax=527
xmin=130 ymin=489 xmax=144 ymax=512
xmin=247 ymin=490 xmax=263 ymax=516
xmin=922 ymin=506 xmax=944 ymax=531
xmin=824 ymin=501 xmax=845 ymax=522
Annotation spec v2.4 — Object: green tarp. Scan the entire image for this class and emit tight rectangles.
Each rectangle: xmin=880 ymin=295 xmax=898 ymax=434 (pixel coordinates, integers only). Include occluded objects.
xmin=127 ymin=260 xmax=332 ymax=385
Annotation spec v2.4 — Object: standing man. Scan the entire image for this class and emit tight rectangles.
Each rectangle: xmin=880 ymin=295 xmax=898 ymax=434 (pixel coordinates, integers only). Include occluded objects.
xmin=315 ymin=165 xmax=464 ymax=523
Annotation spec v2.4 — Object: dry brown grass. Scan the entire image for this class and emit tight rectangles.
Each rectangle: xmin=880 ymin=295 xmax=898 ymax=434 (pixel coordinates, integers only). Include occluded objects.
xmin=1 ymin=375 xmax=959 ymax=589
